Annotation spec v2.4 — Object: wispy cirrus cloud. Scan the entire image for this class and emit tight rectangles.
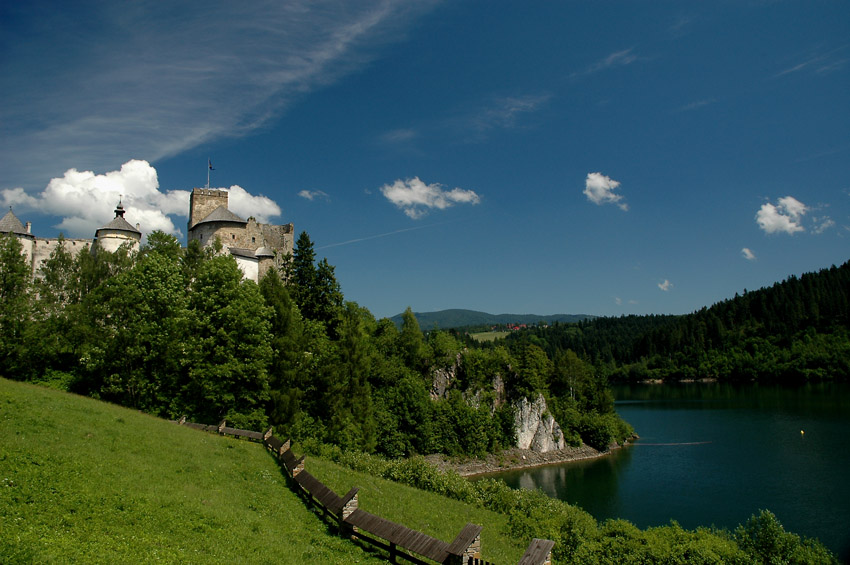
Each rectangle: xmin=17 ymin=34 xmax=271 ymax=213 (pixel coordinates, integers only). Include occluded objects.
xmin=470 ymin=94 xmax=552 ymax=132
xmin=774 ymin=44 xmax=848 ymax=78
xmin=0 ymin=1 xmax=437 ymax=192
xmin=675 ymin=98 xmax=717 ymax=113
xmin=380 ymin=177 xmax=481 ymax=219
xmin=573 ymin=48 xmax=640 ymax=78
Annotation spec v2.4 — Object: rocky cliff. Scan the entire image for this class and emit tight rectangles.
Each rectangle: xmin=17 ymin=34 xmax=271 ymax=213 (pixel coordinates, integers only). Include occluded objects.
xmin=513 ymin=394 xmax=566 ymax=452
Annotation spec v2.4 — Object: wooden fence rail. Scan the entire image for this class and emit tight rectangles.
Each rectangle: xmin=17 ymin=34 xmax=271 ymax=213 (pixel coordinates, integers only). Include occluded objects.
xmin=176 ymin=418 xmax=554 ymax=565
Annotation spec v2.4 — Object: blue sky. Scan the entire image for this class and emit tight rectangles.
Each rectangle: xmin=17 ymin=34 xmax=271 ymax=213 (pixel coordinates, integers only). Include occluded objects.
xmin=2 ymin=1 xmax=848 ymax=320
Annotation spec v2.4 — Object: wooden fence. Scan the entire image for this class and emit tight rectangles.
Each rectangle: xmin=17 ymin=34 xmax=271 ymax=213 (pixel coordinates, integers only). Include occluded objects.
xmin=176 ymin=418 xmax=554 ymax=565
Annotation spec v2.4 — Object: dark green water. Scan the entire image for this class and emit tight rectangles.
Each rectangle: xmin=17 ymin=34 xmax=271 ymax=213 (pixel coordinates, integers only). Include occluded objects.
xmin=485 ymin=382 xmax=850 ymax=561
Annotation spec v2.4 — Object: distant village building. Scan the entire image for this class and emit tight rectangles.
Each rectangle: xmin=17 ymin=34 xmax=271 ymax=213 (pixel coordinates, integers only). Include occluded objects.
xmin=2 ymin=187 xmax=293 ymax=283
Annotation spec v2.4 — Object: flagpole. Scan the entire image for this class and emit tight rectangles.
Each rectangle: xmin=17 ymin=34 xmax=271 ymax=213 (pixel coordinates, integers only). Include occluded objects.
xmin=206 ymin=158 xmax=210 ymax=189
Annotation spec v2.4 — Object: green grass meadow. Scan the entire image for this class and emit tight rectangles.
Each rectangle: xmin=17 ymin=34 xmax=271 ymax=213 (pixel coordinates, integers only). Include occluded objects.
xmin=0 ymin=378 xmax=522 ymax=563
xmin=469 ymin=331 xmax=510 ymax=342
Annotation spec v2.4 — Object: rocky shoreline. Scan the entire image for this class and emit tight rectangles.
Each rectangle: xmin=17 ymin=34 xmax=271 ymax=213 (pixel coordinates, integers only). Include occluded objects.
xmin=424 ymin=440 xmax=633 ymax=477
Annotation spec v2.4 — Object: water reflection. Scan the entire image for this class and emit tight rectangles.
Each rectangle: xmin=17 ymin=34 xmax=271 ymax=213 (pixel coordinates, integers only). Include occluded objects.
xmin=477 ymin=447 xmax=634 ymax=518
xmin=479 ymin=382 xmax=850 ymax=559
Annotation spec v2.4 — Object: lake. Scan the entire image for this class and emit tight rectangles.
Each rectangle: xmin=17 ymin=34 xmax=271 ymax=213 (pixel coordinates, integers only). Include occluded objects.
xmin=483 ymin=382 xmax=850 ymax=560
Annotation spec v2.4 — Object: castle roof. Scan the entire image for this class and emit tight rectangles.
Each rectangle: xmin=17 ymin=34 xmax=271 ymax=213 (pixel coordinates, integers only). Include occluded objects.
xmin=0 ymin=208 xmax=30 ymax=236
xmin=96 ymin=202 xmax=141 ymax=235
xmin=192 ymin=205 xmax=247 ymax=228
xmin=228 ymin=247 xmax=258 ymax=259
xmin=254 ymin=246 xmax=275 ymax=257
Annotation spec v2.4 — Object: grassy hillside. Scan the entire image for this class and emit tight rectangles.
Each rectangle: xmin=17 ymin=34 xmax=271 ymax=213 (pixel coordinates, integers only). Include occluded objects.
xmin=0 ymin=378 xmax=522 ymax=564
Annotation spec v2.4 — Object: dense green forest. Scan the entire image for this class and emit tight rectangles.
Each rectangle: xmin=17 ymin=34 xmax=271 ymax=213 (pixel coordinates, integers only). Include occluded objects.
xmin=495 ymin=261 xmax=850 ymax=383
xmin=0 ymin=231 xmax=631 ymax=457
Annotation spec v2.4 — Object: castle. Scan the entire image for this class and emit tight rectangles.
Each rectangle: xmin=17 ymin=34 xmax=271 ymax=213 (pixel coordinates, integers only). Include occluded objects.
xmin=1 ymin=187 xmax=293 ymax=283
xmin=187 ymin=188 xmax=294 ymax=281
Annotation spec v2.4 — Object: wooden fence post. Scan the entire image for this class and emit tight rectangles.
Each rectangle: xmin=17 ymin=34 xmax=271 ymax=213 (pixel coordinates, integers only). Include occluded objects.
xmin=293 ymin=455 xmax=305 ymax=477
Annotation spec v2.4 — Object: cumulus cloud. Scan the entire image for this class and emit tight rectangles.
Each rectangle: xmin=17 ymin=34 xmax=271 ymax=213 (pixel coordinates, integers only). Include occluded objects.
xmin=756 ymin=196 xmax=807 ymax=234
xmin=380 ymin=177 xmax=481 ymax=219
xmin=658 ymin=279 xmax=673 ymax=292
xmin=225 ymin=185 xmax=282 ymax=224
xmin=584 ymin=172 xmax=628 ymax=210
xmin=741 ymin=247 xmax=756 ymax=261
xmin=0 ymin=160 xmax=280 ymax=238
xmin=298 ymin=189 xmax=330 ymax=201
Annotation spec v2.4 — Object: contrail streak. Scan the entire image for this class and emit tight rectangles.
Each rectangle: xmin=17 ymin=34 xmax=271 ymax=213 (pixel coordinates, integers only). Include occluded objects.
xmin=316 ymin=222 xmax=447 ymax=250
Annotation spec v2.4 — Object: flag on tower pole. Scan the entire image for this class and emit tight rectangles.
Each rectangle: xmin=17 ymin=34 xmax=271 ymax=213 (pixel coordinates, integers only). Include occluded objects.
xmin=206 ymin=159 xmax=215 ymax=189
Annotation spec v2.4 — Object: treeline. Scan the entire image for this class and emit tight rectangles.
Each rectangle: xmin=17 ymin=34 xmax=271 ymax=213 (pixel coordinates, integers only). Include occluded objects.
xmin=0 ymin=231 xmax=631 ymax=457
xmin=499 ymin=261 xmax=850 ymax=382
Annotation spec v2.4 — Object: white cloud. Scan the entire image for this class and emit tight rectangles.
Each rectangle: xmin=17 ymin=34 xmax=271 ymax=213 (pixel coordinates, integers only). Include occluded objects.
xmin=572 ymin=48 xmax=640 ymax=78
xmin=813 ymin=217 xmax=835 ymax=234
xmin=676 ymin=98 xmax=716 ymax=113
xmin=225 ymin=185 xmax=282 ymax=224
xmin=380 ymin=177 xmax=481 ymax=219
xmin=0 ymin=1 xmax=436 ymax=192
xmin=658 ymin=279 xmax=673 ymax=292
xmin=756 ymin=196 xmax=807 ymax=234
xmin=472 ymin=94 xmax=551 ymax=132
xmin=380 ymin=129 xmax=418 ymax=144
xmin=584 ymin=172 xmax=628 ymax=211
xmin=775 ymin=44 xmax=849 ymax=78
xmin=741 ymin=247 xmax=756 ymax=261
xmin=588 ymin=48 xmax=638 ymax=73
xmin=1 ymin=160 xmax=280 ymax=238
xmin=298 ymin=189 xmax=330 ymax=201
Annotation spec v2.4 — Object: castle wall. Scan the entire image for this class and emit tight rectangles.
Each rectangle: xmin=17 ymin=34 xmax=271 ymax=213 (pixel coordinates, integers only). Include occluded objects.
xmin=233 ymin=255 xmax=259 ymax=282
xmin=16 ymin=234 xmax=35 ymax=272
xmin=30 ymin=237 xmax=90 ymax=278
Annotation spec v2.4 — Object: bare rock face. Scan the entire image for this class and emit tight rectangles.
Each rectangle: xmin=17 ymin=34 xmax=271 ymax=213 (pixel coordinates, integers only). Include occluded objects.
xmin=513 ymin=394 xmax=566 ymax=453
xmin=430 ymin=353 xmax=461 ymax=400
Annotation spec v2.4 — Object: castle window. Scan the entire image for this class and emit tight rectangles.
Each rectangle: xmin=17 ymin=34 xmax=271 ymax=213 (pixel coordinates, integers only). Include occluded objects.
xmin=232 ymin=234 xmax=236 ymax=240
xmin=252 ymin=237 xmax=256 ymax=243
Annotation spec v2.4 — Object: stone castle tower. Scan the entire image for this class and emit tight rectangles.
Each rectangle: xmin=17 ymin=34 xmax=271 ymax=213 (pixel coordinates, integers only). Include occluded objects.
xmin=187 ymin=188 xmax=293 ymax=282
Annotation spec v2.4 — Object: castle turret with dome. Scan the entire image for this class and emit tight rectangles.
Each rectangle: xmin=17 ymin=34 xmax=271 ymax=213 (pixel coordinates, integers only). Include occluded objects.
xmin=93 ymin=200 xmax=142 ymax=253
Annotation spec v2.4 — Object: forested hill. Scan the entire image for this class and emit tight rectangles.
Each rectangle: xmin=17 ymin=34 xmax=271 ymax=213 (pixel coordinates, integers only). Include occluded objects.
xmin=503 ymin=260 xmax=850 ymax=382
xmin=391 ymin=309 xmax=596 ymax=330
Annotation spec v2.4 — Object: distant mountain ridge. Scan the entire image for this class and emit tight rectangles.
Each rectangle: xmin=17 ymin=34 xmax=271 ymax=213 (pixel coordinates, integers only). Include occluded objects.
xmin=389 ymin=308 xmax=596 ymax=329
